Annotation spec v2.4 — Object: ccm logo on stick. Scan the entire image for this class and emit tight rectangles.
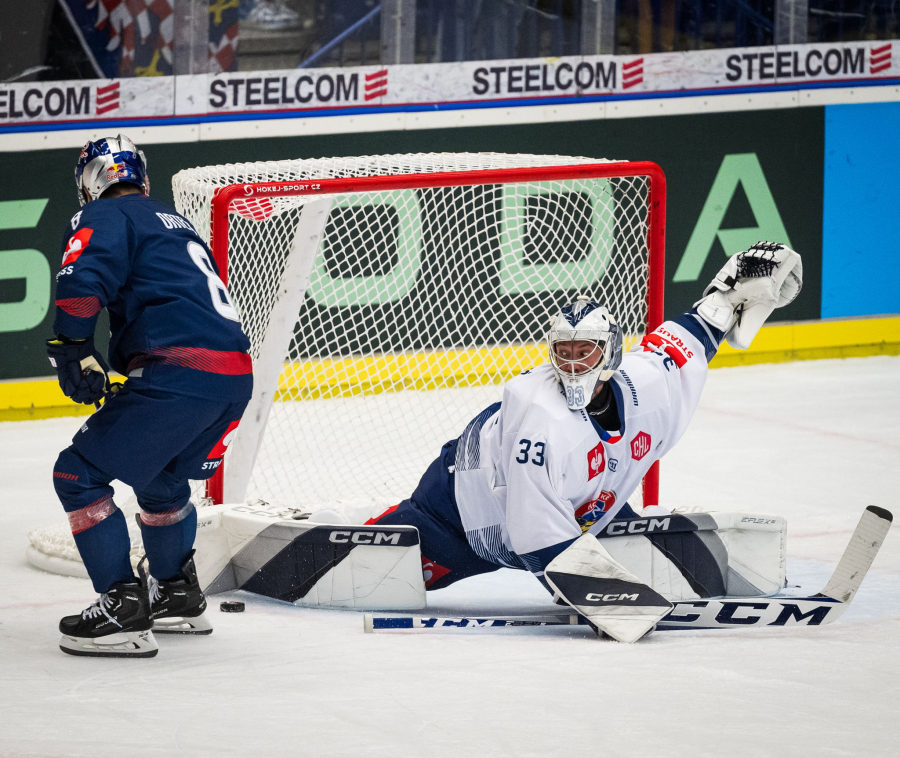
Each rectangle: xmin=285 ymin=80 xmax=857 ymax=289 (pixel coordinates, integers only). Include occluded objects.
xmin=328 ymin=531 xmax=402 ymax=545
xmin=586 ymin=592 xmax=639 ymax=602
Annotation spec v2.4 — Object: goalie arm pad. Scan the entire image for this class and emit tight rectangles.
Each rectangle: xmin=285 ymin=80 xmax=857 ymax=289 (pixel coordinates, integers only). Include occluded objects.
xmin=694 ymin=242 xmax=803 ymax=350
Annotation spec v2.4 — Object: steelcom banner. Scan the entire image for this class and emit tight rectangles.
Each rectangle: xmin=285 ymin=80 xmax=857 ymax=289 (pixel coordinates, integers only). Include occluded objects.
xmin=0 ymin=41 xmax=896 ymax=128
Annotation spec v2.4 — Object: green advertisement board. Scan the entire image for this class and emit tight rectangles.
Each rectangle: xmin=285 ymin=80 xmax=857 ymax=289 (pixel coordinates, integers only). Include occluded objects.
xmin=0 ymin=107 xmax=823 ymax=381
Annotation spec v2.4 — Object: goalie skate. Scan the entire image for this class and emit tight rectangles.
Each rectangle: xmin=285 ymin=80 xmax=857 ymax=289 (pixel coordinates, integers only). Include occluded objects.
xmin=59 ymin=582 xmax=158 ymax=658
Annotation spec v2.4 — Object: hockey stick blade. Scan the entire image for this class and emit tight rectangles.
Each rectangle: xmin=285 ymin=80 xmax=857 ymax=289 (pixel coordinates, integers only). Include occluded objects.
xmin=366 ymin=507 xmax=892 ymax=635
xmin=658 ymin=505 xmax=892 ymax=630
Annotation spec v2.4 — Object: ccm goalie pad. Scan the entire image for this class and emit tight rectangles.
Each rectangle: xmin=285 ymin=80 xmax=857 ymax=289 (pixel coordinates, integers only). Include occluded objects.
xmin=193 ymin=502 xmax=426 ymax=610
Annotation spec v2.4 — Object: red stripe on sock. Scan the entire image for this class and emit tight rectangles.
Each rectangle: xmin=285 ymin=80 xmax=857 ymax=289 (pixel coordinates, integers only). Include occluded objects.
xmin=68 ymin=496 xmax=116 ymax=535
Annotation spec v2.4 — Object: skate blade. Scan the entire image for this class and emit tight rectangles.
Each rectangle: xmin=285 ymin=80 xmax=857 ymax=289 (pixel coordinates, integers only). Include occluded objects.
xmin=59 ymin=629 xmax=158 ymax=658
xmin=152 ymin=612 xmax=213 ymax=635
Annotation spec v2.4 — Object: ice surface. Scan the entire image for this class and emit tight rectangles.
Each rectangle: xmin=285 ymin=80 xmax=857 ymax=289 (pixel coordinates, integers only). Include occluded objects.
xmin=2 ymin=356 xmax=898 ymax=757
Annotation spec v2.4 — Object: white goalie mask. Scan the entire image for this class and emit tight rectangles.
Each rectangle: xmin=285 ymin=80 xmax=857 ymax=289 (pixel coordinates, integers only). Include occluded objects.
xmin=547 ymin=297 xmax=623 ymax=411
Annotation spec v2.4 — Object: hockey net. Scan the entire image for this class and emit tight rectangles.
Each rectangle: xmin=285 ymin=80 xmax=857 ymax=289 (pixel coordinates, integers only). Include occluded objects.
xmin=27 ymin=152 xmax=664 ymax=575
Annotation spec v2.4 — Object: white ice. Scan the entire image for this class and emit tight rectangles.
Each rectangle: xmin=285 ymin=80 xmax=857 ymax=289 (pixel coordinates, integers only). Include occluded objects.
xmin=2 ymin=356 xmax=898 ymax=758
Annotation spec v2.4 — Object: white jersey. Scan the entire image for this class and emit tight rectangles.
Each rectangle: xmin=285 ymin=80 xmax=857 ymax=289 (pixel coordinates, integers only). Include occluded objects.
xmin=453 ymin=314 xmax=717 ymax=575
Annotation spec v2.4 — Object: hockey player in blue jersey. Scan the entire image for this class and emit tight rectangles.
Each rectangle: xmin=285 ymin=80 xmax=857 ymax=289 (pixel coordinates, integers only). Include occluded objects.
xmin=48 ymin=135 xmax=253 ymax=657
xmin=365 ymin=242 xmax=803 ymax=641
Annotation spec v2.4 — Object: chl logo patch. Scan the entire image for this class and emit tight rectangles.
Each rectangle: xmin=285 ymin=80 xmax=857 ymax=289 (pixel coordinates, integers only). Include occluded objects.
xmin=208 ymin=420 xmax=241 ymax=459
xmin=62 ymin=228 xmax=94 ymax=266
xmin=587 ymin=440 xmax=605 ymax=480
xmin=631 ymin=431 xmax=651 ymax=461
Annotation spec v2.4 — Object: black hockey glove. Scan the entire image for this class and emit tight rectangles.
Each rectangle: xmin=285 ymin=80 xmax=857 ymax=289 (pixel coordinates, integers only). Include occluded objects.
xmin=46 ymin=335 xmax=110 ymax=405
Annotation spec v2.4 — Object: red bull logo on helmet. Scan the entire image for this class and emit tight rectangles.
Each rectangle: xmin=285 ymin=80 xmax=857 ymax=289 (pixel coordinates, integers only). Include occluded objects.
xmin=106 ymin=162 xmax=128 ymax=180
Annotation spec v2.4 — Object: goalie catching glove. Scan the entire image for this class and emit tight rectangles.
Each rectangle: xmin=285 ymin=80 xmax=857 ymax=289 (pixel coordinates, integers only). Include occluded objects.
xmin=695 ymin=242 xmax=802 ymax=350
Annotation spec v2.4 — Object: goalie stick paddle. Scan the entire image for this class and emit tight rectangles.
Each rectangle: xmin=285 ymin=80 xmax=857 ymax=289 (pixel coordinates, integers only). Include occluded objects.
xmin=364 ymin=506 xmax=892 ymax=635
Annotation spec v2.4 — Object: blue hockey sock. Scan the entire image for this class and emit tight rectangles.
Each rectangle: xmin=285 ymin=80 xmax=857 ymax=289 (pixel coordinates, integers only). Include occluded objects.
xmin=136 ymin=468 xmax=197 ymax=581
xmin=54 ymin=446 xmax=135 ymax=593
xmin=137 ymin=504 xmax=197 ymax=581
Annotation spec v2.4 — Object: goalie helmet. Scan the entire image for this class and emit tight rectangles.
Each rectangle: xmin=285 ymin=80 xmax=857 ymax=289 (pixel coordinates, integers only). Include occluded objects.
xmin=547 ymin=297 xmax=622 ymax=411
xmin=75 ymin=134 xmax=149 ymax=207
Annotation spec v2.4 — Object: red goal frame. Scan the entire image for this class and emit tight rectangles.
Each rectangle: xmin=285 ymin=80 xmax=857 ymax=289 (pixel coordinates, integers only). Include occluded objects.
xmin=204 ymin=161 xmax=666 ymax=507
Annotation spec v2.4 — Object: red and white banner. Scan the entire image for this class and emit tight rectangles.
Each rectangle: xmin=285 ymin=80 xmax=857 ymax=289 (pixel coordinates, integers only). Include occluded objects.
xmin=1 ymin=40 xmax=896 ymax=127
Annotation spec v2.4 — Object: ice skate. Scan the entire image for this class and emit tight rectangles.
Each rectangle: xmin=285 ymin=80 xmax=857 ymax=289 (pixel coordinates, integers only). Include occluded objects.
xmin=59 ymin=582 xmax=158 ymax=658
xmin=142 ymin=551 xmax=213 ymax=635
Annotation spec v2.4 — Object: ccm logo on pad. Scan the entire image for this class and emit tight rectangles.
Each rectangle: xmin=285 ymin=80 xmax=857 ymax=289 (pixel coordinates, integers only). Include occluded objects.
xmin=586 ymin=592 xmax=639 ymax=602
xmin=328 ymin=531 xmax=402 ymax=545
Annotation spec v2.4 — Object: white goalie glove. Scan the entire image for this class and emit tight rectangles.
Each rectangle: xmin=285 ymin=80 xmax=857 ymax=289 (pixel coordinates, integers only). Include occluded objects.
xmin=695 ymin=241 xmax=803 ymax=350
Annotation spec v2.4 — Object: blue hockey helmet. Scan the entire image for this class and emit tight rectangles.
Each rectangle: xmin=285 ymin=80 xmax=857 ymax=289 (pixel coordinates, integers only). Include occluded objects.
xmin=75 ymin=134 xmax=148 ymax=206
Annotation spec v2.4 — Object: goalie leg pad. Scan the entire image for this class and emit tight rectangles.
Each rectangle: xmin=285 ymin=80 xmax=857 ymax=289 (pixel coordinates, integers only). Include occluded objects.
xmin=545 ymin=534 xmax=673 ymax=643
xmin=194 ymin=503 xmax=427 ymax=610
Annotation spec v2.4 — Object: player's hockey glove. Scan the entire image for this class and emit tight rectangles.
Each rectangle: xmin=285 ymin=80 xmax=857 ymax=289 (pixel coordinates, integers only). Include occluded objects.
xmin=694 ymin=242 xmax=803 ymax=350
xmin=46 ymin=334 xmax=110 ymax=405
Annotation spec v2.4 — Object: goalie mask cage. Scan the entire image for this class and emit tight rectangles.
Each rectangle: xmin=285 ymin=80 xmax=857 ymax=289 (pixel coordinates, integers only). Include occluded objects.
xmin=27 ymin=153 xmax=664 ymax=576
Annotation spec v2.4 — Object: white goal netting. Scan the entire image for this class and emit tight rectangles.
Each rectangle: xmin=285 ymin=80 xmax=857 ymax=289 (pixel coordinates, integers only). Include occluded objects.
xmin=28 ymin=152 xmax=661 ymax=576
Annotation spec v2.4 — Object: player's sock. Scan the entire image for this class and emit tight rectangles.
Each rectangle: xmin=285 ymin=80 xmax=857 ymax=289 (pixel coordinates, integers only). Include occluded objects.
xmin=140 ymin=550 xmax=212 ymax=635
xmin=137 ymin=501 xmax=198 ymax=581
xmin=54 ymin=446 xmax=135 ymax=592
xmin=58 ymin=581 xmax=157 ymax=658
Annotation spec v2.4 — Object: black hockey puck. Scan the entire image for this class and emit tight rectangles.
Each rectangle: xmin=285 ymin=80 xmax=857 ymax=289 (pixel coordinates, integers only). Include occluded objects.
xmin=220 ymin=601 xmax=245 ymax=613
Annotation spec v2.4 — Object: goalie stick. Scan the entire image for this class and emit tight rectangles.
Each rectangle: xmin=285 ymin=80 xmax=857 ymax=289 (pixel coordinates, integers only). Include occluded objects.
xmin=364 ymin=506 xmax=892 ymax=635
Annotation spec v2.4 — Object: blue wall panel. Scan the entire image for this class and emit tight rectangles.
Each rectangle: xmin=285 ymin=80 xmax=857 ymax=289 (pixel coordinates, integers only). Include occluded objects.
xmin=823 ymin=103 xmax=900 ymax=318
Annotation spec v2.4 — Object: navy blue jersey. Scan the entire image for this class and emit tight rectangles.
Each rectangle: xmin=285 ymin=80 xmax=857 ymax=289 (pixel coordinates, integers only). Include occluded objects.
xmin=54 ymin=194 xmax=252 ymax=401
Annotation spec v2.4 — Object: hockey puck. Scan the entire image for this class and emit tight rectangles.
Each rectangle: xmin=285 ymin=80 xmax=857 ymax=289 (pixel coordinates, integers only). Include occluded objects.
xmin=220 ymin=601 xmax=245 ymax=613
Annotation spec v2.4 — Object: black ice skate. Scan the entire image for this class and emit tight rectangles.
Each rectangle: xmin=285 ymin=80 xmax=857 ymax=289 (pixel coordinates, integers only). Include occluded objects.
xmin=141 ymin=551 xmax=213 ymax=635
xmin=59 ymin=582 xmax=158 ymax=658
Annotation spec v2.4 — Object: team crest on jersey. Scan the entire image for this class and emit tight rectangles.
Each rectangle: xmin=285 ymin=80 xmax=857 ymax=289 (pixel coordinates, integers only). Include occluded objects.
xmin=587 ymin=440 xmax=606 ymax=480
xmin=631 ymin=431 xmax=651 ymax=461
xmin=574 ymin=491 xmax=616 ymax=532
xmin=61 ymin=228 xmax=94 ymax=266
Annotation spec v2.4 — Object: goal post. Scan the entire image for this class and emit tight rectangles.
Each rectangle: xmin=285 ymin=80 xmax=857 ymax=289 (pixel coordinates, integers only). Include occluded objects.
xmin=196 ymin=156 xmax=666 ymax=511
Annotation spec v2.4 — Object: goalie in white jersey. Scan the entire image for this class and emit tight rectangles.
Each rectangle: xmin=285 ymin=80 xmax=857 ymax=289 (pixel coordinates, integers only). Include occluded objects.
xmin=368 ymin=242 xmax=803 ymax=630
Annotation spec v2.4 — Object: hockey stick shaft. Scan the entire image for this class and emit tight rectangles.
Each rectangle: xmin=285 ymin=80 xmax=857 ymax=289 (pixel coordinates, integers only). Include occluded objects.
xmin=364 ymin=614 xmax=588 ymax=631
xmin=364 ymin=595 xmax=844 ymax=633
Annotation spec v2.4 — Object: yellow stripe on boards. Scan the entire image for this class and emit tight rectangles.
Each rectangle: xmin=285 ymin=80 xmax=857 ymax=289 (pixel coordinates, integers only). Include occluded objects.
xmin=710 ymin=315 xmax=900 ymax=368
xmin=2 ymin=316 xmax=898 ymax=420
xmin=275 ymin=344 xmax=550 ymax=400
